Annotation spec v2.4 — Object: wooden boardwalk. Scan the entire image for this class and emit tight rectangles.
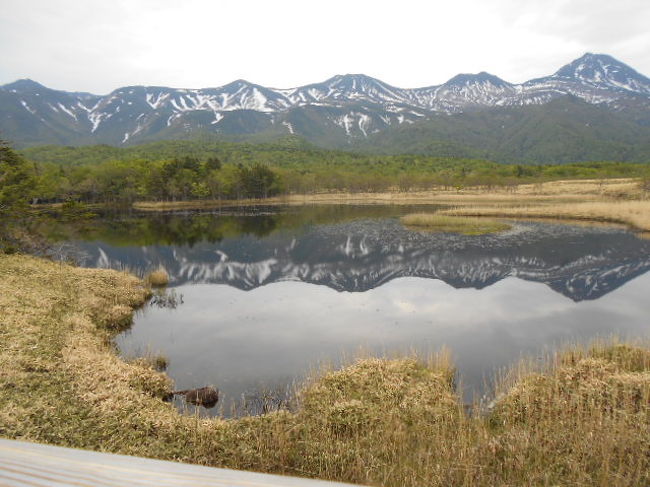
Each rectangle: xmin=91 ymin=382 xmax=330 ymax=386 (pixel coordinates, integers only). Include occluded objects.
xmin=0 ymin=439 xmax=361 ymax=487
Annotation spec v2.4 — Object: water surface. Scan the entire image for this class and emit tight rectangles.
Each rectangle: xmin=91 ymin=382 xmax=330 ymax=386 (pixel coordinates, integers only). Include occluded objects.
xmin=56 ymin=205 xmax=650 ymax=415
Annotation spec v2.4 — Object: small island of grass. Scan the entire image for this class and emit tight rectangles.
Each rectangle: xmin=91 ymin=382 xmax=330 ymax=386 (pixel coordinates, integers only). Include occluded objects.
xmin=401 ymin=213 xmax=511 ymax=235
xmin=146 ymin=266 xmax=170 ymax=287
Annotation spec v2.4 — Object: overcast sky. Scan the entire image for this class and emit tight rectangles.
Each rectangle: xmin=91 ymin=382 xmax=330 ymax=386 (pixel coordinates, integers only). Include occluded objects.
xmin=1 ymin=0 xmax=649 ymax=94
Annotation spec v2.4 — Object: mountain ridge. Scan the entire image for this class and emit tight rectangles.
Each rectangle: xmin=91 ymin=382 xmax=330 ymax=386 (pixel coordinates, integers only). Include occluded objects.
xmin=6 ymin=53 xmax=648 ymax=98
xmin=2 ymin=53 xmax=650 ymax=157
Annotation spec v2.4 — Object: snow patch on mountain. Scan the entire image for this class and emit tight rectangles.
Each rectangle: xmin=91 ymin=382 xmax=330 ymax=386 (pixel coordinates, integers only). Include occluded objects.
xmin=20 ymin=100 xmax=36 ymax=114
xmin=146 ymin=92 xmax=168 ymax=109
xmin=88 ymin=111 xmax=110 ymax=132
xmin=358 ymin=113 xmax=371 ymax=136
xmin=58 ymin=103 xmax=77 ymax=119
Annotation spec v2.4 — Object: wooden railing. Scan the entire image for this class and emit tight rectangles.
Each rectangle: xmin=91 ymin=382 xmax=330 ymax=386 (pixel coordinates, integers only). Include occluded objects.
xmin=0 ymin=439 xmax=361 ymax=487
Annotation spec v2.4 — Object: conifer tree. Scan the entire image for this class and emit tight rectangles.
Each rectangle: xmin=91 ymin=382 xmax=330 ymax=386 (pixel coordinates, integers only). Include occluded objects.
xmin=0 ymin=140 xmax=35 ymax=214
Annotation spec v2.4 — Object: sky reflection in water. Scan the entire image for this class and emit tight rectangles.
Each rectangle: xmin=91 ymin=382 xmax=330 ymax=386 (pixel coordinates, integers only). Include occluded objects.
xmin=117 ymin=271 xmax=650 ymax=415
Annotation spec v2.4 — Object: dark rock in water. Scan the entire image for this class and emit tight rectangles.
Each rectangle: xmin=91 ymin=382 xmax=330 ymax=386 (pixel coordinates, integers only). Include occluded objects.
xmin=173 ymin=386 xmax=219 ymax=408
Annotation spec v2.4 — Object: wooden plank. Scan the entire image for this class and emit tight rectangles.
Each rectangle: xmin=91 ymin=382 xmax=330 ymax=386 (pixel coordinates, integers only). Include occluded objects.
xmin=0 ymin=439 xmax=362 ymax=487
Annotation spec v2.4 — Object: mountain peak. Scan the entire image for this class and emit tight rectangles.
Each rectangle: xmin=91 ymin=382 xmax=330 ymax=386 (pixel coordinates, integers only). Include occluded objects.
xmin=231 ymin=78 xmax=254 ymax=86
xmin=444 ymin=72 xmax=510 ymax=87
xmin=307 ymin=73 xmax=406 ymax=104
xmin=219 ymin=79 xmax=256 ymax=90
xmin=556 ymin=52 xmax=618 ymax=75
xmin=1 ymin=78 xmax=47 ymax=92
xmin=553 ymin=53 xmax=650 ymax=94
xmin=337 ymin=73 xmax=379 ymax=81
xmin=326 ymin=73 xmax=387 ymax=88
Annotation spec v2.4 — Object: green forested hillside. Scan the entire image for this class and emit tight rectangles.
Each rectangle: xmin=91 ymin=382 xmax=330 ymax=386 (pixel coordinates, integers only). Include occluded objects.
xmin=20 ymin=137 xmax=318 ymax=166
xmin=359 ymin=97 xmax=650 ymax=163
xmin=13 ymin=97 xmax=650 ymax=165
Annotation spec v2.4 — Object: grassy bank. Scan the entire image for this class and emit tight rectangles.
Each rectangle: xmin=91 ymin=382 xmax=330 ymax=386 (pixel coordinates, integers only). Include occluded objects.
xmin=131 ymin=192 xmax=582 ymax=211
xmin=1 ymin=254 xmax=649 ymax=486
xmin=130 ymin=177 xmax=646 ymax=211
xmin=442 ymin=200 xmax=650 ymax=232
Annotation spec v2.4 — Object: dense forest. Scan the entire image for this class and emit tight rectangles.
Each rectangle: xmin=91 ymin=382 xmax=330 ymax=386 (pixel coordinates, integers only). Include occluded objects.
xmin=2 ymin=138 xmax=649 ymax=206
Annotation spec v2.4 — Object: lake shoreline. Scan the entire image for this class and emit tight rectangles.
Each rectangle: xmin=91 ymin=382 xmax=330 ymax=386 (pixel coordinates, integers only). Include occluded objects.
xmin=1 ymin=253 xmax=649 ymax=485
xmin=30 ymin=177 xmax=650 ymax=233
xmin=23 ymin=177 xmax=626 ymax=211
xmin=130 ymin=191 xmax=588 ymax=211
xmin=124 ymin=177 xmax=649 ymax=232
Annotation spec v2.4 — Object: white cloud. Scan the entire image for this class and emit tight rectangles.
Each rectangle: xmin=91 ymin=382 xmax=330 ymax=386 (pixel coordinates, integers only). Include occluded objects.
xmin=0 ymin=0 xmax=648 ymax=93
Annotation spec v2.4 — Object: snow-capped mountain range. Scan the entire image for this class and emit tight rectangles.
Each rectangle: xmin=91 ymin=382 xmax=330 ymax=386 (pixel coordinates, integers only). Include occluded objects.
xmin=1 ymin=53 xmax=649 ymax=147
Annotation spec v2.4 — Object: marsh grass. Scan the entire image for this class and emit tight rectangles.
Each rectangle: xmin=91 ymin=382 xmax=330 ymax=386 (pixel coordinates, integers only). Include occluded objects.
xmin=146 ymin=267 xmax=169 ymax=287
xmin=130 ymin=177 xmax=645 ymax=211
xmin=1 ymin=254 xmax=649 ymax=486
xmin=442 ymin=200 xmax=650 ymax=231
xmin=401 ymin=213 xmax=511 ymax=235
xmin=127 ymin=353 xmax=169 ymax=372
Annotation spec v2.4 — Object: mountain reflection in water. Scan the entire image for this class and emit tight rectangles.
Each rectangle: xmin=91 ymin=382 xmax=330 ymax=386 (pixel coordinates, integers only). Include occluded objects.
xmin=67 ymin=211 xmax=650 ymax=301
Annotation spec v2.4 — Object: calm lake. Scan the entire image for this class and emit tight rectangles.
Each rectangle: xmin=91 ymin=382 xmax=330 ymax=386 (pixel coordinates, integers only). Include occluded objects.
xmin=56 ymin=205 xmax=650 ymax=415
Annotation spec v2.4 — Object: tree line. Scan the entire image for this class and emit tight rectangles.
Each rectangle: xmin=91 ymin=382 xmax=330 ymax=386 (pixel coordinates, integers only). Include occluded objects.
xmin=35 ymin=156 xmax=283 ymax=204
xmin=3 ymin=139 xmax=650 ymax=208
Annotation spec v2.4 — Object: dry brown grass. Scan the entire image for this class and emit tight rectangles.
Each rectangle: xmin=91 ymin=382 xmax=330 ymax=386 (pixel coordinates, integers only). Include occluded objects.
xmin=513 ymin=178 xmax=644 ymax=198
xmin=1 ymin=254 xmax=649 ymax=486
xmin=146 ymin=267 xmax=169 ymax=287
xmin=442 ymin=200 xmax=650 ymax=231
xmin=401 ymin=213 xmax=511 ymax=235
xmin=131 ymin=192 xmax=584 ymax=211
xmin=131 ymin=178 xmax=646 ymax=211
